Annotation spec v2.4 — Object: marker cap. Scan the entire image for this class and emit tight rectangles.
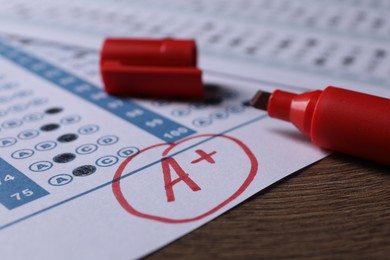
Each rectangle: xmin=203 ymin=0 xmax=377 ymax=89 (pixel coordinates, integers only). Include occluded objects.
xmin=100 ymin=38 xmax=203 ymax=99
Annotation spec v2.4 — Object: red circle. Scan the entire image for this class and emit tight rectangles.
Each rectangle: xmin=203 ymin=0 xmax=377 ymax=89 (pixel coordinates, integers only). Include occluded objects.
xmin=112 ymin=134 xmax=258 ymax=223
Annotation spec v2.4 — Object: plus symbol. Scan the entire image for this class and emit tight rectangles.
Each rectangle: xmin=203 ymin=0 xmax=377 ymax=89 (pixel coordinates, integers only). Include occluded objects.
xmin=191 ymin=149 xmax=217 ymax=164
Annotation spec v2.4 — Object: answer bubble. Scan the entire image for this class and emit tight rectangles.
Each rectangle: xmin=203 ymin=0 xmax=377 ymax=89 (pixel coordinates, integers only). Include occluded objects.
xmin=45 ymin=107 xmax=63 ymax=114
xmin=29 ymin=161 xmax=53 ymax=172
xmin=60 ymin=115 xmax=81 ymax=125
xmin=35 ymin=140 xmax=57 ymax=151
xmin=11 ymin=149 xmax=34 ymax=159
xmin=96 ymin=155 xmax=118 ymax=167
xmin=2 ymin=119 xmax=23 ymax=129
xmin=78 ymin=124 xmax=99 ymax=135
xmin=76 ymin=144 xmax=98 ymax=155
xmin=40 ymin=123 xmax=60 ymax=132
xmin=57 ymin=133 xmax=78 ymax=143
xmin=23 ymin=112 xmax=44 ymax=122
xmin=48 ymin=174 xmax=73 ymax=186
xmin=72 ymin=165 xmax=97 ymax=177
xmin=97 ymin=135 xmax=118 ymax=146
xmin=17 ymin=129 xmax=39 ymax=140
xmin=117 ymin=147 xmax=139 ymax=158
xmin=0 ymin=137 xmax=17 ymax=147
xmin=53 ymin=153 xmax=76 ymax=163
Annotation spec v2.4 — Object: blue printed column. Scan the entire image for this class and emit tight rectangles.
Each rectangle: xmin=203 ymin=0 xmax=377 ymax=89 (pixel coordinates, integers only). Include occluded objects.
xmin=0 ymin=41 xmax=196 ymax=143
xmin=0 ymin=158 xmax=49 ymax=210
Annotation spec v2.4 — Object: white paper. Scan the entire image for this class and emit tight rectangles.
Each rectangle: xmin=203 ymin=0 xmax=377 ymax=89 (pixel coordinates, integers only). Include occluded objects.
xmin=0 ymin=36 xmax=326 ymax=260
xmin=0 ymin=0 xmax=389 ymax=259
xmin=0 ymin=0 xmax=389 ymax=96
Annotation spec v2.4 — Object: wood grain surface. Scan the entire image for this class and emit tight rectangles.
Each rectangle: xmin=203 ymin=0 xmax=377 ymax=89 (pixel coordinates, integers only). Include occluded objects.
xmin=149 ymin=153 xmax=390 ymax=259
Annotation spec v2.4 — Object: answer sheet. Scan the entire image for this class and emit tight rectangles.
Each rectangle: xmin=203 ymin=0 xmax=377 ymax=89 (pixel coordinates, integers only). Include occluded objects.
xmin=0 ymin=35 xmax=327 ymax=260
xmin=0 ymin=0 xmax=389 ymax=259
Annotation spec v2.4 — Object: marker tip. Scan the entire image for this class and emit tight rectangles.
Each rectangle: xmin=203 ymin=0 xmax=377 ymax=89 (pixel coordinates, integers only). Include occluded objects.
xmin=249 ymin=91 xmax=271 ymax=111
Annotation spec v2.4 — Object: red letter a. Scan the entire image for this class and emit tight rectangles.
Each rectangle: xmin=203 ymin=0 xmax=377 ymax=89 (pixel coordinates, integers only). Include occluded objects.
xmin=161 ymin=157 xmax=201 ymax=202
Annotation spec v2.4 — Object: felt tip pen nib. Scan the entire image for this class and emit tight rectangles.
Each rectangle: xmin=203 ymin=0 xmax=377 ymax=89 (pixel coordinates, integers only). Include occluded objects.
xmin=249 ymin=90 xmax=271 ymax=111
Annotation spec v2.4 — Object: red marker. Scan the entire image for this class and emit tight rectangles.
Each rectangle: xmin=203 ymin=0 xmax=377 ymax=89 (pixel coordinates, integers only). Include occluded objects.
xmin=250 ymin=86 xmax=390 ymax=165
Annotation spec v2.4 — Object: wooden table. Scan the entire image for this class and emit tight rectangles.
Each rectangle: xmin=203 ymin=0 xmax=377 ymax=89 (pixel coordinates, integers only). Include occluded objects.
xmin=149 ymin=153 xmax=390 ymax=259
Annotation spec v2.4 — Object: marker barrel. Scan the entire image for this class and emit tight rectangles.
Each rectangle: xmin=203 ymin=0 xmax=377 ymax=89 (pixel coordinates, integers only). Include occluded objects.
xmin=268 ymin=86 xmax=390 ymax=165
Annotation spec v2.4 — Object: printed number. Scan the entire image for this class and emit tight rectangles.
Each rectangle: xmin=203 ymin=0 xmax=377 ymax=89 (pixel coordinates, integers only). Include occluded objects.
xmin=145 ymin=119 xmax=163 ymax=128
xmin=0 ymin=174 xmax=15 ymax=185
xmin=126 ymin=109 xmax=143 ymax=118
xmin=163 ymin=127 xmax=189 ymax=139
xmin=107 ymin=100 xmax=124 ymax=109
xmin=10 ymin=189 xmax=34 ymax=200
xmin=4 ymin=174 xmax=15 ymax=182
